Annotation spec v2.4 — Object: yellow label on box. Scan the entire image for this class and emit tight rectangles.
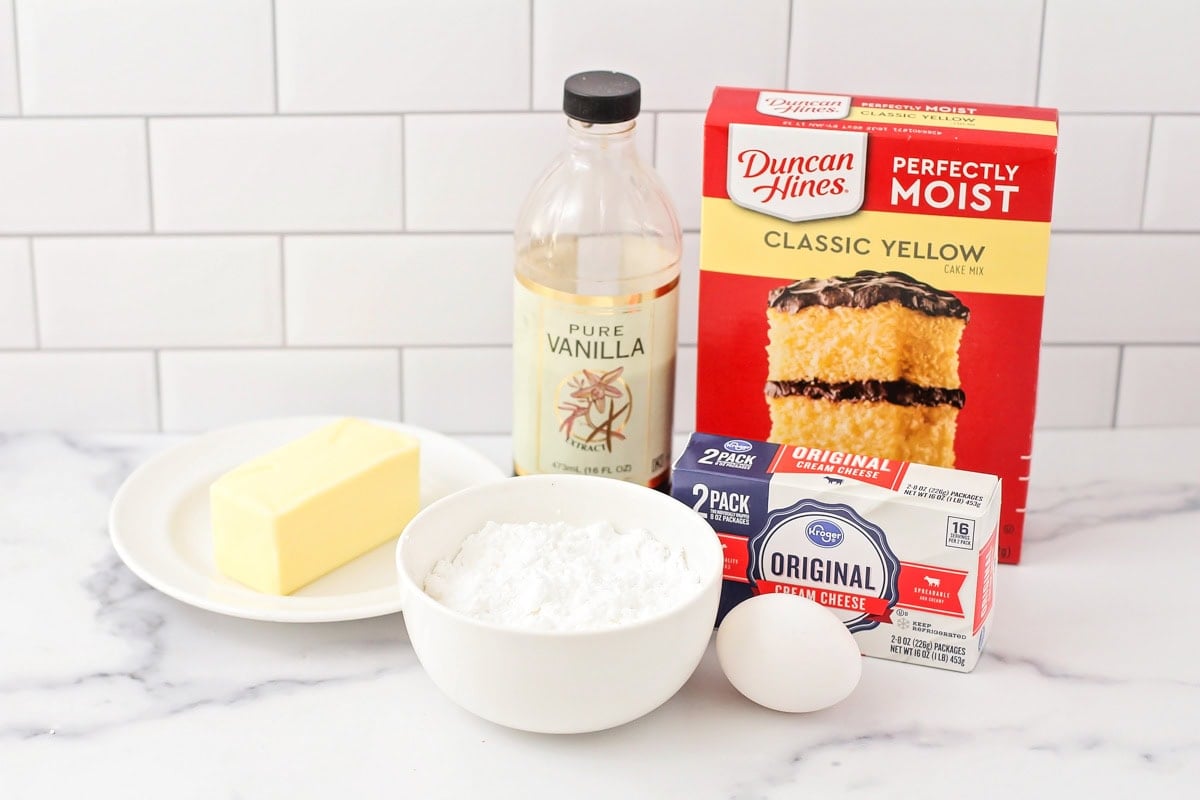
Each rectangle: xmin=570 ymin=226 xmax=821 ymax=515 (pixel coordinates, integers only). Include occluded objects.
xmin=699 ymin=198 xmax=1050 ymax=297
xmin=845 ymin=107 xmax=1058 ymax=137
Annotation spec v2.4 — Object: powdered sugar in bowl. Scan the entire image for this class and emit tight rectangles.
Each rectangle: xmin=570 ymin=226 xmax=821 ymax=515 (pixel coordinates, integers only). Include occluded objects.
xmin=395 ymin=474 xmax=723 ymax=734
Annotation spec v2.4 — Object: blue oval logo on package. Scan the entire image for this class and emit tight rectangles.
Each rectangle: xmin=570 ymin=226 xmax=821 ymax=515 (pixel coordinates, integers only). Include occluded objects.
xmin=747 ymin=499 xmax=900 ymax=633
xmin=723 ymin=439 xmax=754 ymax=453
xmin=805 ymin=518 xmax=844 ymax=548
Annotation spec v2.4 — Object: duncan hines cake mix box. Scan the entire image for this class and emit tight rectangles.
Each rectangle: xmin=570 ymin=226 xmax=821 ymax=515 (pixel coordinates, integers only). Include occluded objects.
xmin=672 ymin=433 xmax=1000 ymax=672
xmin=697 ymin=88 xmax=1057 ymax=563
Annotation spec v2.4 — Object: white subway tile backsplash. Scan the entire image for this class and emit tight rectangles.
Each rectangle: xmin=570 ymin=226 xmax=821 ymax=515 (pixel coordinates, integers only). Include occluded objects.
xmin=402 ymin=347 xmax=511 ymax=433
xmin=0 ymin=1 xmax=1193 ymax=434
xmin=0 ymin=239 xmax=35 ymax=347
xmin=405 ymin=113 xmax=653 ymax=231
xmin=790 ymin=0 xmax=1042 ymax=104
xmin=15 ymin=0 xmax=273 ymax=115
xmin=1053 ymin=115 xmax=1151 ymax=231
xmin=674 ymin=345 xmax=697 ymax=433
xmin=655 ymin=113 xmax=705 ymax=231
xmin=532 ymin=0 xmax=788 ymax=111
xmin=150 ymin=117 xmax=403 ymax=233
xmin=0 ymin=351 xmax=157 ymax=431
xmin=1034 ymin=346 xmax=1120 ymax=429
xmin=34 ymin=237 xmax=281 ymax=348
xmin=1143 ymin=117 xmax=1200 ymax=231
xmin=159 ymin=349 xmax=400 ymax=432
xmin=276 ymin=0 xmax=529 ymax=112
xmin=285 ymin=234 xmax=511 ymax=345
xmin=1116 ymin=346 xmax=1200 ymax=427
xmin=1043 ymin=234 xmax=1200 ymax=343
xmin=1040 ymin=1 xmax=1200 ymax=112
xmin=0 ymin=2 xmax=18 ymax=114
xmin=0 ymin=120 xmax=148 ymax=233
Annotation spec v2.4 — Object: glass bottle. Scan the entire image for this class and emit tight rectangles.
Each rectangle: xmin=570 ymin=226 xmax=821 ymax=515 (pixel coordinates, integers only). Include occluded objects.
xmin=512 ymin=71 xmax=682 ymax=489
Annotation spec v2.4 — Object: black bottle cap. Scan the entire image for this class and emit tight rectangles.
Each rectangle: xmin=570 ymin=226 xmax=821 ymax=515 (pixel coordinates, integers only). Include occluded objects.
xmin=563 ymin=71 xmax=641 ymax=124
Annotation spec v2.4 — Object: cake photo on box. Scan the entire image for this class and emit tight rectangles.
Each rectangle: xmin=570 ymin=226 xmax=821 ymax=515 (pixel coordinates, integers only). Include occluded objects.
xmin=765 ymin=270 xmax=969 ymax=467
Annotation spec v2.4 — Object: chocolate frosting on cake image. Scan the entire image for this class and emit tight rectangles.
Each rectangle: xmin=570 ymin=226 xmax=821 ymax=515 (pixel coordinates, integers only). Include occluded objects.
xmin=766 ymin=379 xmax=966 ymax=409
xmin=768 ymin=270 xmax=970 ymax=321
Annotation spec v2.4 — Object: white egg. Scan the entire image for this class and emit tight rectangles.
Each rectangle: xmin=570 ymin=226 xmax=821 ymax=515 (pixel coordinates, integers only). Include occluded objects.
xmin=716 ymin=593 xmax=862 ymax=713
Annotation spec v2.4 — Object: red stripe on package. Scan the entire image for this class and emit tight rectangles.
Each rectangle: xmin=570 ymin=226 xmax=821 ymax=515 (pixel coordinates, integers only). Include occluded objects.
xmin=897 ymin=563 xmax=969 ymax=617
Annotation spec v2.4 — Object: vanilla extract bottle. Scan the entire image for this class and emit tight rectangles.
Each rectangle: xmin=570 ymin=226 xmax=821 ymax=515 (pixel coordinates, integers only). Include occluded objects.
xmin=513 ymin=71 xmax=682 ymax=489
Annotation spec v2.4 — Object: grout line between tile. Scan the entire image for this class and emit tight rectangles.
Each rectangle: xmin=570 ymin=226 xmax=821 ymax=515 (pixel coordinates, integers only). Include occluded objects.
xmin=277 ymin=235 xmax=287 ymax=345
xmin=1138 ymin=115 xmax=1156 ymax=229
xmin=153 ymin=350 xmax=164 ymax=432
xmin=22 ymin=343 xmax=517 ymax=353
xmin=0 ymin=229 xmax=521 ymax=238
xmin=0 ymin=109 xmax=706 ymax=120
xmin=650 ymin=112 xmax=659 ymax=167
xmin=783 ymin=0 xmax=795 ymax=86
xmin=9 ymin=0 xmax=22 ymax=114
xmin=5 ymin=109 xmax=1196 ymax=121
xmin=1110 ymin=345 xmax=1125 ymax=428
xmin=399 ymin=115 xmax=407 ymax=231
xmin=143 ymin=118 xmax=156 ymax=231
xmin=6 ymin=227 xmax=1197 ymax=239
xmin=1034 ymin=0 xmax=1048 ymax=105
xmin=26 ymin=237 xmax=40 ymax=347
xmin=1060 ymin=110 xmax=1200 ymax=117
xmin=1052 ymin=229 xmax=1198 ymax=236
xmin=1040 ymin=342 xmax=1123 ymax=350
xmin=1042 ymin=341 xmax=1200 ymax=348
xmin=397 ymin=347 xmax=405 ymax=421
xmin=269 ymin=0 xmax=280 ymax=113
xmin=528 ymin=0 xmax=535 ymax=110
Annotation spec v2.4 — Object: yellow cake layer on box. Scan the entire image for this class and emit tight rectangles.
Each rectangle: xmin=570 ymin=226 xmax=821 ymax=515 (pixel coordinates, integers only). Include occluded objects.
xmin=210 ymin=418 xmax=420 ymax=595
xmin=766 ymin=302 xmax=965 ymax=388
xmin=767 ymin=396 xmax=957 ymax=468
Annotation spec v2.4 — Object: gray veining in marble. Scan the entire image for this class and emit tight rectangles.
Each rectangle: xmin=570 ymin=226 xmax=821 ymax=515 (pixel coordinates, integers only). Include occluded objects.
xmin=2 ymin=428 xmax=1198 ymax=798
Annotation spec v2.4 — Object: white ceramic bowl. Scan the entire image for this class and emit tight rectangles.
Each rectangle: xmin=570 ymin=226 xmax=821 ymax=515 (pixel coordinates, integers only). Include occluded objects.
xmin=395 ymin=474 xmax=723 ymax=734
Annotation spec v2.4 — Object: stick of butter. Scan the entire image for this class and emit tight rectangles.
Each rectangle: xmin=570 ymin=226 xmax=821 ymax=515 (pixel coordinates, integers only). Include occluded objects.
xmin=210 ymin=418 xmax=420 ymax=595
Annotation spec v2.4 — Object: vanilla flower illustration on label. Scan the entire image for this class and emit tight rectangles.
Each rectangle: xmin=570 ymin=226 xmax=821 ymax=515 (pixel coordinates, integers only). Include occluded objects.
xmin=556 ymin=367 xmax=632 ymax=453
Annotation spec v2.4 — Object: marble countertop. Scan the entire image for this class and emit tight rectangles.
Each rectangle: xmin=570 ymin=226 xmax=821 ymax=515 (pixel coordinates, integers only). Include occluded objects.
xmin=2 ymin=427 xmax=1198 ymax=799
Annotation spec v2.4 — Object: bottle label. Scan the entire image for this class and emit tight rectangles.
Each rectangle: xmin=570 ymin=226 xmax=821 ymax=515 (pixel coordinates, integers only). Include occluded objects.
xmin=512 ymin=274 xmax=678 ymax=487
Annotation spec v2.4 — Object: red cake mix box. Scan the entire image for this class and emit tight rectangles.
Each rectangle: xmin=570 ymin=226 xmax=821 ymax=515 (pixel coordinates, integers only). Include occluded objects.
xmin=696 ymin=88 xmax=1058 ymax=563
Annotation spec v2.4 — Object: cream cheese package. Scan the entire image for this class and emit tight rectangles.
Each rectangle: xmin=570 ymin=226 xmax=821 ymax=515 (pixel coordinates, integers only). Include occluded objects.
xmin=672 ymin=432 xmax=1000 ymax=672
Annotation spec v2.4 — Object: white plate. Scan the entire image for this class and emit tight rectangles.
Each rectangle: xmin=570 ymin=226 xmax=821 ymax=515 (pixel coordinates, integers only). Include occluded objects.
xmin=109 ymin=416 xmax=505 ymax=623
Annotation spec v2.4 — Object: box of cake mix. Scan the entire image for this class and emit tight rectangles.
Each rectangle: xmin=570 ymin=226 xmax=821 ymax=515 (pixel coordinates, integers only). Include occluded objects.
xmin=697 ymin=88 xmax=1057 ymax=563
xmin=672 ymin=433 xmax=1000 ymax=672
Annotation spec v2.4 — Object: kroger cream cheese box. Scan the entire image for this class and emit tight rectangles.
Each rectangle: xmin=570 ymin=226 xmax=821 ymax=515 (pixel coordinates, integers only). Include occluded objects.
xmin=698 ymin=87 xmax=1056 ymax=564
xmin=673 ymin=432 xmax=1000 ymax=672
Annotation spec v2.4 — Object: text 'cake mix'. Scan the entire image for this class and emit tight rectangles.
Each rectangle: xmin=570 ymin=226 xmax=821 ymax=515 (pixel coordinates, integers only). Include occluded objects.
xmin=697 ymin=88 xmax=1058 ymax=563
